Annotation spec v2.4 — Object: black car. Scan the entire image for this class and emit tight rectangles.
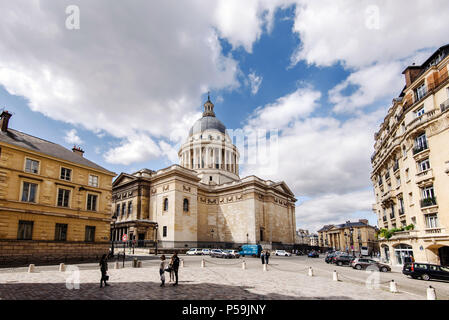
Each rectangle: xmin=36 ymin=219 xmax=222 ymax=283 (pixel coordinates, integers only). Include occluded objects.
xmin=334 ymin=255 xmax=355 ymax=266
xmin=403 ymin=263 xmax=449 ymax=281
xmin=325 ymin=253 xmax=336 ymax=264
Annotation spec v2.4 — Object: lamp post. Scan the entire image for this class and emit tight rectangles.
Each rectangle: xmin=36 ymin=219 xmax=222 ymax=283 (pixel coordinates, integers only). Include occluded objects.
xmin=349 ymin=227 xmax=354 ymax=257
xmin=155 ymin=224 xmax=158 ymax=256
xmin=246 ymin=233 xmax=249 ymax=245
xmin=210 ymin=229 xmax=214 ymax=247
xmin=344 ymin=232 xmax=348 ymax=253
xmin=111 ymin=214 xmax=117 ymax=257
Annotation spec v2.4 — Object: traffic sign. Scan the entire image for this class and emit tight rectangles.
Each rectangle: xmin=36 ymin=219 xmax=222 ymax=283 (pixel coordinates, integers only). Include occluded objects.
xmin=122 ymin=234 xmax=128 ymax=241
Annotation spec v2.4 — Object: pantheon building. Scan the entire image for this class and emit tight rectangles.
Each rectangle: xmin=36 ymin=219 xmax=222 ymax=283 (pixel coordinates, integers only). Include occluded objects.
xmin=111 ymin=97 xmax=297 ymax=249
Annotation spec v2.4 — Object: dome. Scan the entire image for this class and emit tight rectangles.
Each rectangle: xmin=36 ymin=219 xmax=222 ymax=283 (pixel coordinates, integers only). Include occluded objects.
xmin=189 ymin=116 xmax=226 ymax=136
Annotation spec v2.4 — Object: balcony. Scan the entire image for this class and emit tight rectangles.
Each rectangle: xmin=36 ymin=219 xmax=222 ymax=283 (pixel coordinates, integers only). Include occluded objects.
xmin=425 ymin=228 xmax=445 ymax=235
xmin=416 ymin=169 xmax=434 ymax=185
xmin=381 ymin=190 xmax=395 ymax=203
xmin=441 ymin=99 xmax=449 ymax=113
xmin=413 ymin=142 xmax=429 ymax=155
xmin=421 ymin=197 xmax=437 ymax=208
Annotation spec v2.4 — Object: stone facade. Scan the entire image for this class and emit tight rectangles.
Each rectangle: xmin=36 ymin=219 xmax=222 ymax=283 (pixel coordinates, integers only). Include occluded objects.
xmin=371 ymin=44 xmax=449 ymax=266
xmin=112 ymin=98 xmax=297 ymax=249
xmin=0 ymin=111 xmax=116 ymax=265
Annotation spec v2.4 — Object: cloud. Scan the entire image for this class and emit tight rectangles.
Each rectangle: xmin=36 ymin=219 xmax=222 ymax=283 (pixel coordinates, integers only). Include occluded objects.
xmin=103 ymin=134 xmax=161 ymax=166
xmin=248 ymin=71 xmax=263 ymax=95
xmin=64 ymin=129 xmax=83 ymax=145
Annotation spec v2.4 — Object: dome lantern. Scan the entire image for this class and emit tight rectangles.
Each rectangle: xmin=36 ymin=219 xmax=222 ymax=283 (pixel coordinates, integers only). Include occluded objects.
xmin=203 ymin=92 xmax=215 ymax=117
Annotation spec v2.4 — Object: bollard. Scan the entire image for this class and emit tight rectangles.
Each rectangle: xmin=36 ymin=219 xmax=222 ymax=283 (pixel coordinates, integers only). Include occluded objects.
xmin=427 ymin=286 xmax=436 ymax=300
xmin=137 ymin=261 xmax=142 ymax=268
xmin=389 ymin=280 xmax=398 ymax=293
xmin=263 ymin=264 xmax=267 ymax=272
xmin=333 ymin=270 xmax=339 ymax=281
xmin=242 ymin=260 xmax=246 ymax=270
xmin=114 ymin=261 xmax=119 ymax=269
xmin=133 ymin=258 xmax=138 ymax=268
xmin=181 ymin=259 xmax=184 ymax=268
xmin=308 ymin=267 xmax=314 ymax=277
xmin=201 ymin=259 xmax=205 ymax=268
xmin=59 ymin=263 xmax=66 ymax=272
xmin=28 ymin=264 xmax=35 ymax=273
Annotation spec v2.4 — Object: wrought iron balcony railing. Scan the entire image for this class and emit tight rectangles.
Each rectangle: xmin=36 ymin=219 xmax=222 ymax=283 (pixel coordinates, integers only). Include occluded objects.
xmin=420 ymin=197 xmax=437 ymax=208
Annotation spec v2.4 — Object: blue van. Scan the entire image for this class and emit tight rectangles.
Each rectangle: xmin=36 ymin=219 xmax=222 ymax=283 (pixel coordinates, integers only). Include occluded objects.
xmin=238 ymin=245 xmax=262 ymax=257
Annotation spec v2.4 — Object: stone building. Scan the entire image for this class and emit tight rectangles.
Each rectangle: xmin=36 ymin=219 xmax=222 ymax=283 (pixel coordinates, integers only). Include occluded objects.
xmin=371 ymin=44 xmax=449 ymax=266
xmin=0 ymin=111 xmax=116 ymax=265
xmin=317 ymin=220 xmax=379 ymax=255
xmin=111 ymin=98 xmax=297 ymax=249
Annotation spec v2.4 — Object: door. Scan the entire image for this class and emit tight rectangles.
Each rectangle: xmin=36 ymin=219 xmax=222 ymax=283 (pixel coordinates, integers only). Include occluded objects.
xmin=438 ymin=246 xmax=449 ymax=266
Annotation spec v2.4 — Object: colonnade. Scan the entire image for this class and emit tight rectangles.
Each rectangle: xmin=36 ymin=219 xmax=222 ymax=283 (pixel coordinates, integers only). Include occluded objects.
xmin=180 ymin=146 xmax=239 ymax=175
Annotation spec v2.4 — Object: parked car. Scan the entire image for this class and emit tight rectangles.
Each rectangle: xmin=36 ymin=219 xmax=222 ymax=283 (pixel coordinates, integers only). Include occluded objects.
xmin=296 ymin=251 xmax=305 ymax=256
xmin=201 ymin=249 xmax=211 ymax=255
xmin=403 ymin=263 xmax=449 ymax=281
xmin=275 ymin=250 xmax=291 ymax=256
xmin=238 ymin=244 xmax=262 ymax=257
xmin=351 ymin=258 xmax=391 ymax=272
xmin=226 ymin=250 xmax=240 ymax=259
xmin=334 ymin=255 xmax=355 ymax=266
xmin=308 ymin=251 xmax=319 ymax=258
xmin=325 ymin=253 xmax=336 ymax=263
xmin=210 ymin=249 xmax=227 ymax=258
xmin=186 ymin=248 xmax=202 ymax=255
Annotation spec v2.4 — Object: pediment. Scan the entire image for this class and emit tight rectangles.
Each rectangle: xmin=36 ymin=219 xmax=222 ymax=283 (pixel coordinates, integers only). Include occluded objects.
xmin=113 ymin=173 xmax=138 ymax=187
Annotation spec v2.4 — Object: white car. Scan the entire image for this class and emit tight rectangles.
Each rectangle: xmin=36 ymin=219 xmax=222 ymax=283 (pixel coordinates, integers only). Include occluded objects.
xmin=186 ymin=248 xmax=202 ymax=255
xmin=274 ymin=250 xmax=291 ymax=256
xmin=201 ymin=248 xmax=211 ymax=255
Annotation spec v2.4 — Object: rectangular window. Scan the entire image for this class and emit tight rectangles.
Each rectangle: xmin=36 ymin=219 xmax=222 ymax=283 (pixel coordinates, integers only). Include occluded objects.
xmin=115 ymin=204 xmax=120 ymax=216
xmin=415 ymin=134 xmax=427 ymax=150
xmin=55 ymin=223 xmax=68 ymax=241
xmin=21 ymin=182 xmax=37 ymax=203
xmin=127 ymin=201 xmax=132 ymax=215
xmin=85 ymin=226 xmax=96 ymax=242
xmin=163 ymin=226 xmax=167 ymax=237
xmin=88 ymin=175 xmax=99 ymax=187
xmin=57 ymin=189 xmax=71 ymax=207
xmin=25 ymin=158 xmax=39 ymax=174
xmin=418 ymin=158 xmax=431 ymax=172
xmin=17 ymin=220 xmax=33 ymax=240
xmin=426 ymin=214 xmax=439 ymax=229
xmin=87 ymin=194 xmax=98 ymax=211
xmin=415 ymin=106 xmax=425 ymax=117
xmin=415 ymin=83 xmax=427 ymax=101
xmin=60 ymin=167 xmax=72 ymax=181
xmin=422 ymin=186 xmax=435 ymax=199
xmin=121 ymin=203 xmax=126 ymax=216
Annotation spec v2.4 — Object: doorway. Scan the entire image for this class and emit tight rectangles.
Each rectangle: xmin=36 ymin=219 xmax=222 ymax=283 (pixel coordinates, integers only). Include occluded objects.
xmin=439 ymin=246 xmax=449 ymax=266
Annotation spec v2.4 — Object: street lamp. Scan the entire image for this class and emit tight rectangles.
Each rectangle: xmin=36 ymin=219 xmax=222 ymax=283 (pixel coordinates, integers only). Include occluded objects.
xmin=344 ymin=232 xmax=348 ymax=252
xmin=210 ymin=229 xmax=214 ymax=248
xmin=349 ymin=227 xmax=354 ymax=257
xmin=111 ymin=214 xmax=117 ymax=257
xmin=246 ymin=233 xmax=249 ymax=245
xmin=154 ymin=224 xmax=158 ymax=256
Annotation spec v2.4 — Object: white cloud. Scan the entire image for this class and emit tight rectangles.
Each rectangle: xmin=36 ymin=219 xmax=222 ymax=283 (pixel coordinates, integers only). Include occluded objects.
xmin=64 ymin=129 xmax=83 ymax=145
xmin=245 ymin=87 xmax=321 ymax=130
xmin=104 ymin=134 xmax=161 ymax=166
xmin=248 ymin=71 xmax=263 ymax=95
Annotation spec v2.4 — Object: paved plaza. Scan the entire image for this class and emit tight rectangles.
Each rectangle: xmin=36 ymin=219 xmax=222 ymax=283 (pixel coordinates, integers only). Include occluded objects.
xmin=0 ymin=255 xmax=447 ymax=300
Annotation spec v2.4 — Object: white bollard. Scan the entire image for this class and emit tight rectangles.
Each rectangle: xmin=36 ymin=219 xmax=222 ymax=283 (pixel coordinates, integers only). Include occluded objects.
xmin=333 ymin=270 xmax=339 ymax=281
xmin=114 ymin=261 xmax=119 ymax=269
xmin=201 ymin=259 xmax=205 ymax=268
xmin=242 ymin=260 xmax=246 ymax=270
xmin=181 ymin=259 xmax=184 ymax=268
xmin=28 ymin=264 xmax=35 ymax=273
xmin=263 ymin=264 xmax=267 ymax=272
xmin=389 ymin=280 xmax=398 ymax=293
xmin=59 ymin=263 xmax=65 ymax=272
xmin=427 ymin=286 xmax=436 ymax=300
xmin=308 ymin=267 xmax=314 ymax=277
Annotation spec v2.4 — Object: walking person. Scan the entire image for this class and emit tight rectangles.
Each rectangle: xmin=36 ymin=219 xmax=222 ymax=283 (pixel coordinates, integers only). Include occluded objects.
xmin=172 ymin=253 xmax=180 ymax=286
xmin=99 ymin=254 xmax=110 ymax=288
xmin=265 ymin=250 xmax=270 ymax=265
xmin=159 ymin=255 xmax=166 ymax=287
xmin=260 ymin=250 xmax=265 ymax=265
xmin=168 ymin=255 xmax=175 ymax=283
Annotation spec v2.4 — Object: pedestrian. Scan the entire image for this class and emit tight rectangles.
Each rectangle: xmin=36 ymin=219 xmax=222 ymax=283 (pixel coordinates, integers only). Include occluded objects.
xmin=260 ymin=250 xmax=265 ymax=264
xmin=159 ymin=255 xmax=166 ymax=287
xmin=172 ymin=253 xmax=180 ymax=286
xmin=265 ymin=250 xmax=270 ymax=265
xmin=168 ymin=255 xmax=175 ymax=283
xmin=99 ymin=254 xmax=110 ymax=288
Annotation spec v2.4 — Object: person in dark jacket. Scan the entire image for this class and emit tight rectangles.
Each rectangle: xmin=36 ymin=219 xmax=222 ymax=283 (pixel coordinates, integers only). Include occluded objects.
xmin=265 ymin=250 xmax=270 ymax=265
xmin=172 ymin=253 xmax=180 ymax=286
xmin=260 ymin=251 xmax=265 ymax=264
xmin=99 ymin=254 xmax=109 ymax=288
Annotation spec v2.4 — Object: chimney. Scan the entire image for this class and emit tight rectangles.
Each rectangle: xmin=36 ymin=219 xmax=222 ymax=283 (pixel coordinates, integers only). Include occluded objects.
xmin=0 ymin=110 xmax=12 ymax=132
xmin=72 ymin=145 xmax=85 ymax=157
xmin=359 ymin=219 xmax=369 ymax=225
xmin=402 ymin=65 xmax=422 ymax=88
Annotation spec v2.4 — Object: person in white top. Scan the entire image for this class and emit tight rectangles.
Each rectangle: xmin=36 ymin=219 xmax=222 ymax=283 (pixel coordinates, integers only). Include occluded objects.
xmin=159 ymin=255 xmax=166 ymax=287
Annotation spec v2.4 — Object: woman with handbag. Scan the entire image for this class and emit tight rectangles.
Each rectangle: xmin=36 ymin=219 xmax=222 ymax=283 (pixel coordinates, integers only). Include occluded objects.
xmin=99 ymin=254 xmax=110 ymax=288
xmin=159 ymin=255 xmax=166 ymax=287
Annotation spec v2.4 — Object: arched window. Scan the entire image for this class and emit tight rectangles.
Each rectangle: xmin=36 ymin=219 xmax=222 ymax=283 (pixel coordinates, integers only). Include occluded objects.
xmin=183 ymin=198 xmax=189 ymax=212
xmin=163 ymin=198 xmax=168 ymax=211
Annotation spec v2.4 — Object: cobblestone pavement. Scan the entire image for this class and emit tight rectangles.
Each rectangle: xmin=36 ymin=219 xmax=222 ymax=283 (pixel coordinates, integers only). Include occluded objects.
xmin=0 ymin=255 xmax=443 ymax=300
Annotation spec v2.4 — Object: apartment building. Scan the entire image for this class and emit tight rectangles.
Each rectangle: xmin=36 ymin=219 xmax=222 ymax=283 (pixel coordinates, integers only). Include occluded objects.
xmin=0 ymin=111 xmax=116 ymax=265
xmin=371 ymin=44 xmax=449 ymax=266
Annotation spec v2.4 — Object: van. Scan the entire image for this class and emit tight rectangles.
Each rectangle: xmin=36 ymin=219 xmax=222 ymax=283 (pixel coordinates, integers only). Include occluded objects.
xmin=238 ymin=244 xmax=262 ymax=257
xmin=361 ymin=246 xmax=370 ymax=256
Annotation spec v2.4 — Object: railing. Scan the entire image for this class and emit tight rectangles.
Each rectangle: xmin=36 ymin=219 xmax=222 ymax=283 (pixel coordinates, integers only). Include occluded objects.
xmin=416 ymin=169 xmax=433 ymax=184
xmin=420 ymin=197 xmax=437 ymax=208
xmin=413 ymin=142 xmax=429 ymax=155
xmin=425 ymin=228 xmax=444 ymax=235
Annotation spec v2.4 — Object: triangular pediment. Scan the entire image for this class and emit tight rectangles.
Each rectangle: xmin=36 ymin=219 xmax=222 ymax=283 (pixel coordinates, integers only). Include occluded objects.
xmin=112 ymin=173 xmax=138 ymax=187
xmin=271 ymin=181 xmax=295 ymax=197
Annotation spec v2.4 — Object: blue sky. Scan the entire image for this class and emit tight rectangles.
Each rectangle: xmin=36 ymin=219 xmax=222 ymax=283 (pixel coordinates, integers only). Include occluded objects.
xmin=1 ymin=0 xmax=448 ymax=232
